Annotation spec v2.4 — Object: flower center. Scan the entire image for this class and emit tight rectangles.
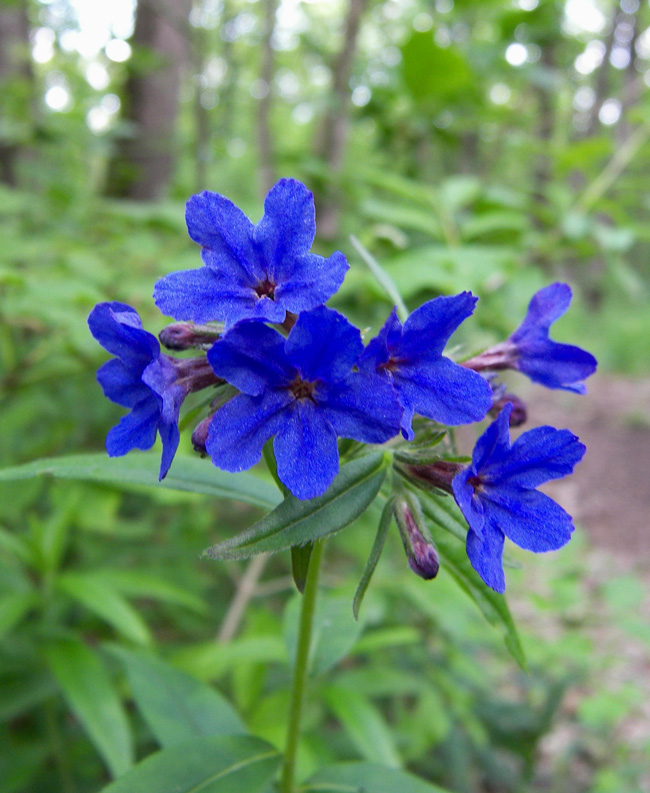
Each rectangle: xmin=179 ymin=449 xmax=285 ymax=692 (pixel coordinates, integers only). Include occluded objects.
xmin=467 ymin=475 xmax=483 ymax=493
xmin=255 ymin=278 xmax=276 ymax=299
xmin=378 ymin=356 xmax=403 ymax=372
xmin=289 ymin=376 xmax=316 ymax=402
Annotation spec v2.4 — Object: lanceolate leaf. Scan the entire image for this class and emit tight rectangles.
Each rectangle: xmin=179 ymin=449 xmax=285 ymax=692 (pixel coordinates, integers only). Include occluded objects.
xmin=202 ymin=454 xmax=387 ymax=561
xmin=422 ymin=494 xmax=526 ymax=668
xmin=303 ymin=762 xmax=454 ymax=792
xmin=0 ymin=454 xmax=281 ymax=509
xmin=353 ymin=498 xmax=394 ymax=620
xmin=110 ymin=649 xmax=246 ymax=748
xmin=98 ymin=735 xmax=280 ymax=793
xmin=44 ymin=638 xmax=134 ymax=779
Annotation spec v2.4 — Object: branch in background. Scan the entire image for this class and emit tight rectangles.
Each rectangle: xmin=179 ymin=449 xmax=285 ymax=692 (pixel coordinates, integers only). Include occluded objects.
xmin=257 ymin=0 xmax=279 ymax=197
xmin=315 ymin=0 xmax=369 ymax=239
xmin=586 ymin=5 xmax=616 ymax=137
xmin=192 ymin=7 xmax=210 ymax=193
xmin=217 ymin=553 xmax=269 ymax=644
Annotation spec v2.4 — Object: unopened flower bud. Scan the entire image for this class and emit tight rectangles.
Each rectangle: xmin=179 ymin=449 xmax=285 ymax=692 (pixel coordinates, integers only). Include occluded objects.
xmin=191 ymin=415 xmax=213 ymax=455
xmin=395 ymin=459 xmax=465 ymax=495
xmin=394 ymin=493 xmax=439 ymax=580
xmin=159 ymin=321 xmax=223 ymax=351
xmin=490 ymin=393 xmax=527 ymax=427
xmin=173 ymin=356 xmax=223 ymax=392
xmin=462 ymin=341 xmax=518 ymax=373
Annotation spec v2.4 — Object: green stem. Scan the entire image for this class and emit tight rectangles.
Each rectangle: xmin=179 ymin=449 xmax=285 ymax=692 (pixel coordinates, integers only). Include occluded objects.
xmin=280 ymin=539 xmax=325 ymax=793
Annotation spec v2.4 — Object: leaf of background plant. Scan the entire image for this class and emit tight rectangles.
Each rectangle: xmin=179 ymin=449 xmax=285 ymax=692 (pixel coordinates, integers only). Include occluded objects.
xmin=0 ymin=591 xmax=38 ymax=640
xmin=110 ymin=649 xmax=246 ymax=747
xmin=93 ymin=569 xmax=207 ymax=615
xmin=303 ymin=762 xmax=454 ymax=792
xmin=171 ymin=636 xmax=288 ymax=682
xmin=97 ymin=735 xmax=280 ymax=793
xmin=291 ymin=543 xmax=313 ymax=594
xmin=44 ymin=638 xmax=134 ymax=778
xmin=202 ymin=454 xmax=387 ymax=560
xmin=323 ymin=687 xmax=402 ymax=768
xmin=284 ymin=594 xmax=365 ymax=675
xmin=422 ymin=502 xmax=526 ymax=669
xmin=57 ymin=573 xmax=151 ymax=646
xmin=401 ymin=32 xmax=473 ymax=104
xmin=0 ymin=453 xmax=281 ymax=509
xmin=0 ymin=673 xmax=57 ymax=723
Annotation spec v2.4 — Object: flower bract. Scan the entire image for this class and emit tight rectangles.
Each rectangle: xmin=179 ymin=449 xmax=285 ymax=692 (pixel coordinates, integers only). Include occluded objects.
xmin=205 ymin=306 xmax=403 ymax=499
xmin=509 ymin=282 xmax=597 ymax=393
xmin=153 ymin=178 xmax=348 ymax=329
xmin=360 ymin=293 xmax=493 ymax=438
xmin=452 ymin=402 xmax=586 ymax=592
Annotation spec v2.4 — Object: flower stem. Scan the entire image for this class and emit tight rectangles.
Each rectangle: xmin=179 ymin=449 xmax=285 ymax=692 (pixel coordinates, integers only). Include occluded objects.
xmin=280 ymin=538 xmax=325 ymax=793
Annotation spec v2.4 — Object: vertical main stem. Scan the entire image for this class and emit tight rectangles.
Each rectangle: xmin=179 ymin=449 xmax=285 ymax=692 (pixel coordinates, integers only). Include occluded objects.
xmin=280 ymin=539 xmax=325 ymax=793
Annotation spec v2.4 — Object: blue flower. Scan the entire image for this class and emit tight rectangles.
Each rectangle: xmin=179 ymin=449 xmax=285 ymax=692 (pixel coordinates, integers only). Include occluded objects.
xmin=509 ymin=283 xmax=597 ymax=393
xmin=360 ymin=293 xmax=493 ymax=439
xmin=153 ymin=179 xmax=348 ymax=329
xmin=88 ymin=302 xmax=217 ymax=480
xmin=452 ymin=403 xmax=586 ymax=592
xmin=205 ymin=306 xmax=403 ymax=500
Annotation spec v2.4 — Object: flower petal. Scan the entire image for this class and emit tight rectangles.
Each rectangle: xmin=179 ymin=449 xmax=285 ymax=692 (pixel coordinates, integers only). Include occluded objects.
xmin=359 ymin=308 xmax=402 ymax=371
xmin=206 ymin=390 xmax=291 ymax=472
xmin=317 ymin=372 xmax=402 ymax=444
xmin=470 ymin=403 xmax=512 ymax=472
xmin=400 ymin=292 xmax=477 ymax=361
xmin=158 ymin=420 xmax=180 ymax=480
xmin=274 ymin=252 xmax=348 ymax=313
xmin=515 ymin=339 xmax=597 ymax=393
xmin=394 ymin=356 xmax=492 ymax=426
xmin=482 ymin=485 xmax=575 ymax=552
xmin=88 ymin=302 xmax=159 ymax=366
xmin=254 ymin=179 xmax=316 ymax=282
xmin=207 ymin=322 xmax=294 ymax=396
xmin=185 ymin=191 xmax=263 ymax=283
xmin=466 ymin=524 xmax=505 ymax=593
xmin=97 ymin=359 xmax=151 ymax=408
xmin=154 ymin=267 xmax=265 ymax=326
xmin=285 ymin=306 xmax=362 ymax=384
xmin=452 ymin=467 xmax=485 ymax=539
xmin=105 ymin=397 xmax=160 ymax=457
xmin=484 ymin=425 xmax=585 ymax=488
xmin=273 ymin=399 xmax=339 ymax=499
xmin=511 ymin=282 xmax=572 ymax=341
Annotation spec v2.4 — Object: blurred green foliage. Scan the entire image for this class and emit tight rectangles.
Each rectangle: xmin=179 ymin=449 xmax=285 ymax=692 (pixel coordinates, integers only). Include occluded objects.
xmin=1 ymin=0 xmax=650 ymax=790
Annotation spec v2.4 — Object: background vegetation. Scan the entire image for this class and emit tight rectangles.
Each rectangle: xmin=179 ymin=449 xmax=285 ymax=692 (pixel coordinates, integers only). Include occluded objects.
xmin=1 ymin=0 xmax=649 ymax=791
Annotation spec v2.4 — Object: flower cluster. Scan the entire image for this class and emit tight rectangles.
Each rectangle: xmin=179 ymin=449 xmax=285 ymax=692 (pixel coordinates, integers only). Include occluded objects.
xmin=89 ymin=178 xmax=596 ymax=592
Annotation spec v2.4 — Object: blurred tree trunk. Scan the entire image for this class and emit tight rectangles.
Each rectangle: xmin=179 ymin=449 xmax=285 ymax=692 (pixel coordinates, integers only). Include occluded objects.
xmin=257 ymin=0 xmax=278 ymax=196
xmin=0 ymin=0 xmax=32 ymax=187
xmin=315 ymin=0 xmax=368 ymax=239
xmin=106 ymin=0 xmax=192 ymax=200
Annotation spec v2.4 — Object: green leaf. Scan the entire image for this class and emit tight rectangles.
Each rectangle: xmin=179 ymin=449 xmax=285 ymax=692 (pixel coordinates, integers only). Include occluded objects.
xmin=303 ymin=762 xmax=454 ymax=792
xmin=172 ymin=636 xmax=288 ymax=681
xmin=353 ymin=498 xmax=393 ymax=620
xmin=323 ymin=687 xmax=402 ymax=768
xmin=93 ymin=569 xmax=207 ymax=615
xmin=98 ymin=735 xmax=280 ymax=793
xmin=44 ymin=638 xmax=134 ymax=778
xmin=203 ymin=454 xmax=387 ymax=560
xmin=110 ymin=649 xmax=246 ymax=748
xmin=401 ymin=32 xmax=473 ymax=104
xmin=57 ymin=573 xmax=151 ymax=645
xmin=349 ymin=235 xmax=409 ymax=322
xmin=421 ymin=495 xmax=526 ymax=668
xmin=291 ymin=543 xmax=313 ymax=594
xmin=284 ymin=594 xmax=364 ymax=676
xmin=0 ymin=454 xmax=281 ymax=509
xmin=0 ymin=591 xmax=38 ymax=640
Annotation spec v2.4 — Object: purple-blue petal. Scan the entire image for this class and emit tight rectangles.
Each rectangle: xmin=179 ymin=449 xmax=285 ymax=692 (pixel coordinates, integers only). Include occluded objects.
xmin=254 ymin=178 xmax=316 ymax=282
xmin=273 ymin=400 xmax=340 ymax=499
xmin=470 ymin=403 xmax=512 ymax=472
xmin=359 ymin=308 xmax=402 ymax=371
xmin=206 ymin=390 xmax=291 ymax=472
xmin=185 ymin=191 xmax=263 ymax=283
xmin=207 ymin=322 xmax=294 ymax=396
xmin=483 ymin=424 xmax=586 ymax=488
xmin=285 ymin=307 xmax=363 ymax=384
xmin=482 ymin=485 xmax=575 ymax=552
xmin=400 ymin=292 xmax=477 ymax=361
xmin=511 ymin=282 xmax=572 ymax=341
xmin=393 ymin=356 xmax=493 ymax=428
xmin=274 ymin=252 xmax=348 ymax=314
xmin=466 ymin=525 xmax=506 ymax=593
xmin=452 ymin=467 xmax=485 ymax=539
xmin=158 ymin=420 xmax=180 ymax=480
xmin=105 ymin=397 xmax=160 ymax=457
xmin=515 ymin=339 xmax=597 ymax=393
xmin=97 ymin=359 xmax=151 ymax=408
xmin=317 ymin=372 xmax=402 ymax=444
xmin=88 ymin=302 xmax=159 ymax=365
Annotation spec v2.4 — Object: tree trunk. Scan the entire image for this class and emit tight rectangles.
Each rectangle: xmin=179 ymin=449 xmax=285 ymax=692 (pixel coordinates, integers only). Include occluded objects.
xmin=257 ymin=0 xmax=278 ymax=197
xmin=314 ymin=0 xmax=368 ymax=239
xmin=106 ymin=0 xmax=192 ymax=200
xmin=0 ymin=0 xmax=32 ymax=187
